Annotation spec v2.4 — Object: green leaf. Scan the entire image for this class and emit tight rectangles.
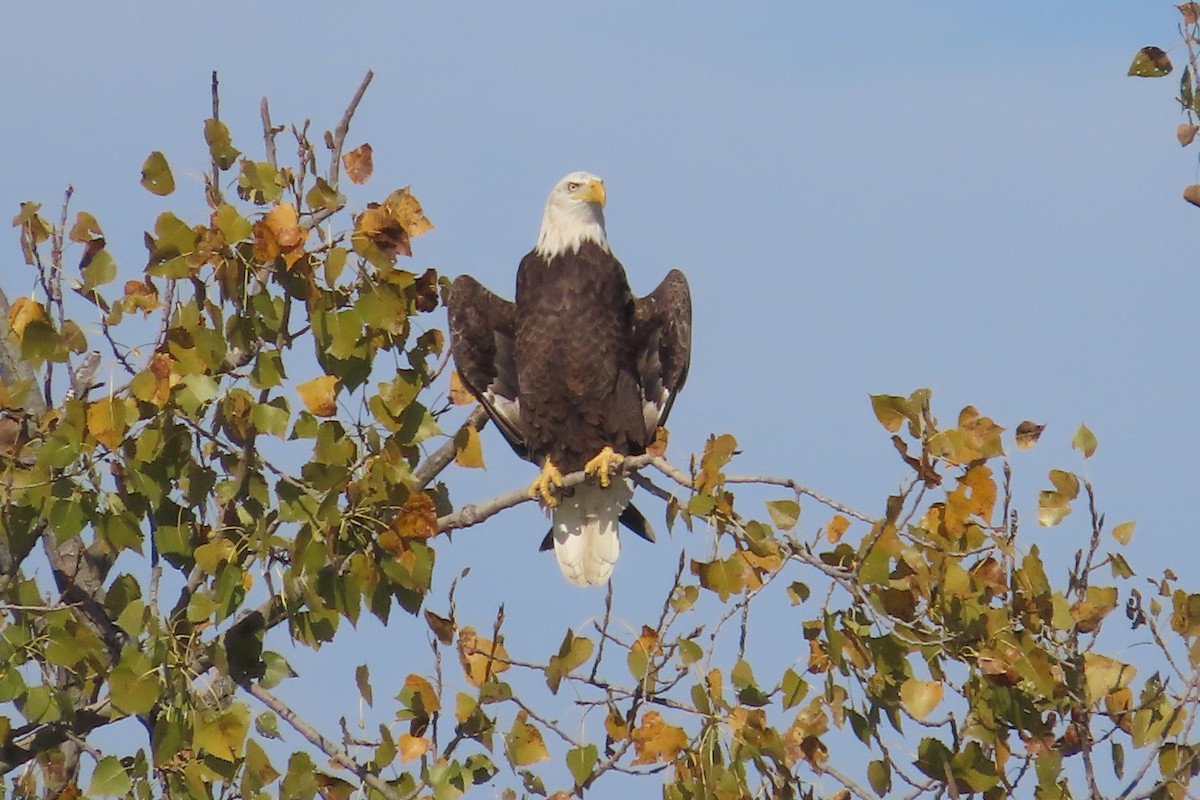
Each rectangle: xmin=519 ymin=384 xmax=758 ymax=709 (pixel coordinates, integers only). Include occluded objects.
xmin=766 ymin=499 xmax=800 ymax=531
xmin=677 ymin=637 xmax=703 ymax=666
xmin=355 ymin=664 xmax=373 ymax=707
xmin=140 ymin=151 xmax=176 ymax=195
xmin=87 ymin=755 xmax=133 ymax=797
xmin=176 ymin=374 xmax=219 ymax=415
xmin=545 ymin=630 xmax=594 ymax=694
xmin=203 ymin=118 xmax=241 ymax=170
xmin=194 ymin=704 xmax=250 ymax=762
xmin=80 ymin=248 xmax=117 ymax=292
xmin=566 ymin=744 xmax=598 ymax=787
xmin=868 ymin=759 xmax=891 ymax=795
xmin=1128 ymin=46 xmax=1172 ymax=77
xmin=780 ymin=668 xmax=806 ymax=709
xmin=110 ymin=648 xmax=161 ymax=715
xmin=505 ymin=711 xmax=550 ymax=767
xmin=691 ymin=556 xmax=745 ymax=602
xmin=256 ymin=710 xmax=281 ymax=740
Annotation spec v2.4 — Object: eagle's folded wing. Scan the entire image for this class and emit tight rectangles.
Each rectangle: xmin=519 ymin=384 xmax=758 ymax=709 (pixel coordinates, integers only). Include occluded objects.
xmin=633 ymin=269 xmax=692 ymax=439
xmin=447 ymin=275 xmax=526 ymax=458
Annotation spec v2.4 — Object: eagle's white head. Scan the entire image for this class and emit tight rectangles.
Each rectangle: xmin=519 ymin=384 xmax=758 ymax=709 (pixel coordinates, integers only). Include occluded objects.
xmin=534 ymin=171 xmax=610 ymax=258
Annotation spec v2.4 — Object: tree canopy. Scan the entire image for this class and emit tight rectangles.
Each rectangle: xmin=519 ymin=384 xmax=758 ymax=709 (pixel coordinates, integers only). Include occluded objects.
xmin=1 ymin=31 xmax=1199 ymax=799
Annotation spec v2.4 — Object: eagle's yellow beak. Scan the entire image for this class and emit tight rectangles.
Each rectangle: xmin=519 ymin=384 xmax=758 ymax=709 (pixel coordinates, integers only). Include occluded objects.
xmin=578 ymin=179 xmax=607 ymax=208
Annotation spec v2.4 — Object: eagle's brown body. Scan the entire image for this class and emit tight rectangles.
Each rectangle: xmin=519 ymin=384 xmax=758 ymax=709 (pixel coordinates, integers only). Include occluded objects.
xmin=446 ymin=172 xmax=691 ymax=585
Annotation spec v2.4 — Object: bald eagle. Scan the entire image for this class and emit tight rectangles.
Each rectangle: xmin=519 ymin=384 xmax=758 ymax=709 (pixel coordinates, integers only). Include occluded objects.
xmin=447 ymin=172 xmax=692 ymax=586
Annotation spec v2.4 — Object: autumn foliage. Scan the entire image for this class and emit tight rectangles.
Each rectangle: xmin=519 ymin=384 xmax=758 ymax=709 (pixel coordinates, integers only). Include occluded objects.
xmin=1 ymin=60 xmax=1199 ymax=800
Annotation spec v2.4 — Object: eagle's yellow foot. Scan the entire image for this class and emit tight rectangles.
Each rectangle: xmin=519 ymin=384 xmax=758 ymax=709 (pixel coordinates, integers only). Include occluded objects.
xmin=529 ymin=459 xmax=564 ymax=506
xmin=583 ymin=446 xmax=624 ymax=488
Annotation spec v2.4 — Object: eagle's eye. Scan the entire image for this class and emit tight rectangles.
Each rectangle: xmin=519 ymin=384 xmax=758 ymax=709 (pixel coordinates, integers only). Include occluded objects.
xmin=566 ymin=182 xmax=581 ymax=192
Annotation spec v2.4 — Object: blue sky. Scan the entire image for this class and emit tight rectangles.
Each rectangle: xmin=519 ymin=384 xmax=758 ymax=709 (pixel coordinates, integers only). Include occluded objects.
xmin=2 ymin=2 xmax=1193 ymax=794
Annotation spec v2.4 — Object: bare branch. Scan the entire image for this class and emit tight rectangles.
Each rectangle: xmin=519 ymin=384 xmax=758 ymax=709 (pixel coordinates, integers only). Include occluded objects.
xmin=237 ymin=679 xmax=403 ymax=800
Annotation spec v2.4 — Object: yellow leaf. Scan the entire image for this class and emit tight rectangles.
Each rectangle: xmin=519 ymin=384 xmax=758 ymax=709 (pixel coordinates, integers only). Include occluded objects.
xmin=398 ymin=734 xmax=429 ymax=764
xmin=454 ymin=425 xmax=485 ymax=469
xmin=630 ymin=711 xmax=687 ymax=765
xmin=899 ymin=678 xmax=943 ymax=721
xmin=1084 ymin=654 xmax=1136 ymax=704
xmin=297 ymin=375 xmax=339 ymax=417
xmin=448 ymin=371 xmax=475 ymax=406
xmin=1112 ymin=520 xmax=1135 ymax=545
xmin=824 ymin=514 xmax=850 ymax=544
xmin=605 ymin=708 xmax=630 ymax=742
xmin=69 ymin=211 xmax=103 ymax=243
xmin=457 ymin=626 xmax=510 ymax=687
xmin=386 ymin=187 xmax=434 ymax=237
xmin=403 ymin=674 xmax=441 ymax=714
xmin=7 ymin=297 xmax=45 ymax=338
xmin=505 ymin=710 xmax=550 ymax=767
xmin=87 ymin=396 xmax=128 ymax=450
xmin=1072 ymin=424 xmax=1098 ymax=459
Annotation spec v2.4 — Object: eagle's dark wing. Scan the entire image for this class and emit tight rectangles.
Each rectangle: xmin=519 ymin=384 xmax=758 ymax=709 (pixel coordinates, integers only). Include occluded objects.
xmin=446 ymin=275 xmax=526 ymax=459
xmin=632 ymin=269 xmax=692 ymax=437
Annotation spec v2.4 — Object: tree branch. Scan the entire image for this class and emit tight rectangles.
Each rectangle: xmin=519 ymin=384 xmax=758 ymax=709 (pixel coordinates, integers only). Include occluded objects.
xmin=236 ymin=679 xmax=403 ymax=800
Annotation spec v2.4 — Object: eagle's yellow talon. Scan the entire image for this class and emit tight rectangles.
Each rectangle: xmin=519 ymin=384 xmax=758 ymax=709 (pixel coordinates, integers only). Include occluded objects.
xmin=529 ymin=459 xmax=564 ymax=506
xmin=583 ymin=446 xmax=623 ymax=488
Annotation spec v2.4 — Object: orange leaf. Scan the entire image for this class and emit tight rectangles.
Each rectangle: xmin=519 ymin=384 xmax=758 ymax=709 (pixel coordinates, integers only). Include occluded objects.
xmin=297 ymin=375 xmax=339 ymax=417
xmin=342 ymin=143 xmax=374 ymax=185
xmin=457 ymin=626 xmax=510 ymax=687
xmin=630 ymin=711 xmax=687 ymax=765
xmin=393 ymin=492 xmax=438 ymax=539
xmin=398 ymin=733 xmax=429 ymax=764
xmin=253 ymin=203 xmax=308 ymax=268
xmin=824 ymin=514 xmax=850 ymax=544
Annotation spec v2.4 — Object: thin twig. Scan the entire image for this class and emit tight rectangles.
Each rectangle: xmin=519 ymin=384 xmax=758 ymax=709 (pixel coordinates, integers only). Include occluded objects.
xmin=238 ymin=679 xmax=403 ymax=800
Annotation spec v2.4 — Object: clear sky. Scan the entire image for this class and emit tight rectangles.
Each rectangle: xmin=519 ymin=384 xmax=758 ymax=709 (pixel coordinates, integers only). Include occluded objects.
xmin=1 ymin=2 xmax=1192 ymax=794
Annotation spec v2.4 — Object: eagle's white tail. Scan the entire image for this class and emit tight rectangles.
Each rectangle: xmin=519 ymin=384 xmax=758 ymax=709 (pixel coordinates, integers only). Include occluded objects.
xmin=552 ymin=480 xmax=633 ymax=586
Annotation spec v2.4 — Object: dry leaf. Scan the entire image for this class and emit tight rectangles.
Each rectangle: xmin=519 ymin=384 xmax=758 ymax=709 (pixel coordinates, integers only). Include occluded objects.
xmin=122 ymin=280 xmax=161 ymax=315
xmin=1179 ymin=123 xmax=1200 ymax=147
xmin=630 ymin=711 xmax=688 ymax=765
xmin=457 ymin=626 xmax=510 ymax=687
xmin=393 ymin=492 xmax=438 ymax=539
xmin=1184 ymin=185 xmax=1200 ymax=208
xmin=253 ymin=203 xmax=308 ymax=268
xmin=646 ymin=425 xmax=669 ymax=457
xmin=1015 ymin=420 xmax=1045 ymax=450
xmin=343 ymin=143 xmax=374 ymax=185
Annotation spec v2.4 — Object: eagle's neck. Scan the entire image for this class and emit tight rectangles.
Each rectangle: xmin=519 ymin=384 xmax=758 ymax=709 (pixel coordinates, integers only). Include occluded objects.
xmin=534 ymin=203 xmax=610 ymax=260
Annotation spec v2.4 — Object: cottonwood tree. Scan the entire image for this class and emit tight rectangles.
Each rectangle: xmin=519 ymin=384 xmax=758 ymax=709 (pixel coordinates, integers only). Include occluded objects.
xmin=1 ymin=69 xmax=1198 ymax=800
